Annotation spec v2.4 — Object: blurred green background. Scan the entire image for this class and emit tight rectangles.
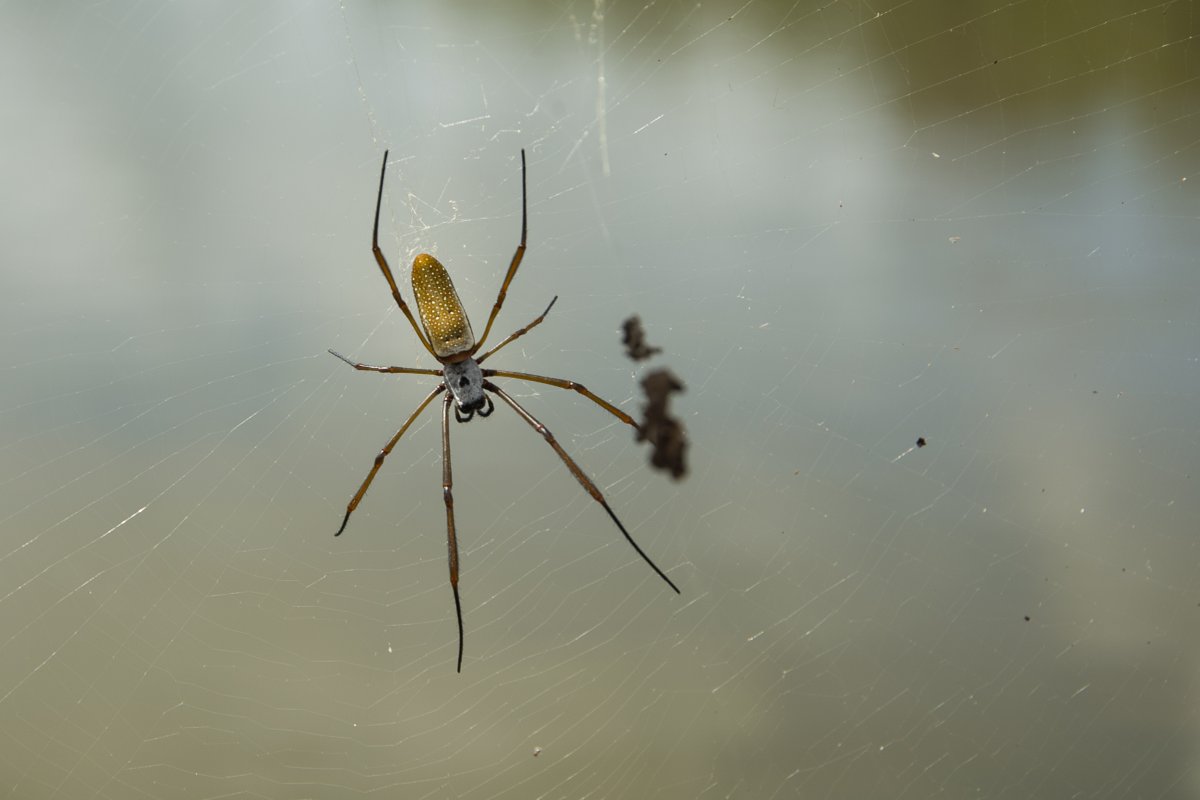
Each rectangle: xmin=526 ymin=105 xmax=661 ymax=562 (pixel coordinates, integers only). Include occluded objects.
xmin=2 ymin=2 xmax=1197 ymax=797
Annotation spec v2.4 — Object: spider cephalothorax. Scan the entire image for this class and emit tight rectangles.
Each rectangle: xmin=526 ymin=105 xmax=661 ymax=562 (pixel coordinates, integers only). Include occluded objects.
xmin=442 ymin=358 xmax=492 ymax=422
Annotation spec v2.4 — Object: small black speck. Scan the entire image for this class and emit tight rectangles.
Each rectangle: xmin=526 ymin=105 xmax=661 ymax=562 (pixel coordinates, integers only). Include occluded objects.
xmin=916 ymin=437 xmax=927 ymax=448
xmin=1024 ymin=615 xmax=1031 ymax=622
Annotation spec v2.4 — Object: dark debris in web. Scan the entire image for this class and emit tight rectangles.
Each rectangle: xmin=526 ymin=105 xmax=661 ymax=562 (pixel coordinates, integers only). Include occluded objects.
xmin=621 ymin=315 xmax=663 ymax=361
xmin=620 ymin=315 xmax=688 ymax=480
xmin=636 ymin=369 xmax=688 ymax=479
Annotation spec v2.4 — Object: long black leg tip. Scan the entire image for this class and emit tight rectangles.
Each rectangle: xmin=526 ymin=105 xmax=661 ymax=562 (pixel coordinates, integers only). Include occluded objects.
xmin=334 ymin=511 xmax=350 ymax=537
xmin=600 ymin=504 xmax=680 ymax=594
xmin=452 ymin=584 xmax=465 ymax=673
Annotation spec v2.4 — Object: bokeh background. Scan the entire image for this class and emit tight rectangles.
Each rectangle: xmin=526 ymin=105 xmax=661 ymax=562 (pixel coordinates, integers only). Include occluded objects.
xmin=3 ymin=1 xmax=1198 ymax=797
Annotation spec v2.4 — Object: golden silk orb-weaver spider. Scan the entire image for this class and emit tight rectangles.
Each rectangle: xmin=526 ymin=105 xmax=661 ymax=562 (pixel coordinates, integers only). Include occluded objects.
xmin=329 ymin=150 xmax=680 ymax=672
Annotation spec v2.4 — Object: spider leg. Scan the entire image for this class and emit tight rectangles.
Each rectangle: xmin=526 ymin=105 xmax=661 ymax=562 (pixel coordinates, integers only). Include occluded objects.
xmin=475 ymin=295 xmax=557 ymax=364
xmin=485 ymin=381 xmax=680 ymax=595
xmin=474 ymin=149 xmax=528 ymax=350
xmin=334 ymin=385 xmax=445 ymax=537
xmin=371 ymin=150 xmax=438 ymax=358
xmin=483 ymin=369 xmax=642 ymax=433
xmin=441 ymin=393 xmax=465 ymax=673
xmin=329 ymin=349 xmax=442 ymax=376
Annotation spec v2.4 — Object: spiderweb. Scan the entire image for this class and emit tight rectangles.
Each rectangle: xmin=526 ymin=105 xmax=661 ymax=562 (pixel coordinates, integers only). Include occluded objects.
xmin=2 ymin=1 xmax=1198 ymax=797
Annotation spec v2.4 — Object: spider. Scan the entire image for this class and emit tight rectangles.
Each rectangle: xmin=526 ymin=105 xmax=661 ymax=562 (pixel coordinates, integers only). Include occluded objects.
xmin=330 ymin=150 xmax=681 ymax=672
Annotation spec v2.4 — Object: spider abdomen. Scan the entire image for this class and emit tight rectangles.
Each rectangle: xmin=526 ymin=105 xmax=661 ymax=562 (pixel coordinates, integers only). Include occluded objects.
xmin=412 ymin=253 xmax=476 ymax=359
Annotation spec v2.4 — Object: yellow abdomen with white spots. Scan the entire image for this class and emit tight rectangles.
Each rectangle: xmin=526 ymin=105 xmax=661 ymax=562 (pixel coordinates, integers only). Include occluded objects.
xmin=411 ymin=253 xmax=476 ymax=359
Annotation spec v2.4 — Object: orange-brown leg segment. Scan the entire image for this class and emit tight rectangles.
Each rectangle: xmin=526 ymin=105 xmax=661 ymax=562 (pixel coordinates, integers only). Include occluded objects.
xmin=334 ymin=386 xmax=445 ymax=537
xmin=371 ymin=150 xmax=437 ymax=358
xmin=329 ymin=349 xmax=442 ymax=377
xmin=484 ymin=369 xmax=642 ymax=434
xmin=485 ymin=381 xmax=679 ymax=595
xmin=441 ymin=393 xmax=465 ymax=672
xmin=474 ymin=149 xmax=528 ymax=350
xmin=476 ymin=295 xmax=557 ymax=364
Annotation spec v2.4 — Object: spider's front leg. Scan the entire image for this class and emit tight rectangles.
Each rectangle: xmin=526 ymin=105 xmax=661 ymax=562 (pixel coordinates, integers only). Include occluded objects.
xmin=328 ymin=349 xmax=441 ymax=377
